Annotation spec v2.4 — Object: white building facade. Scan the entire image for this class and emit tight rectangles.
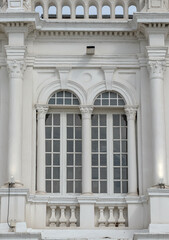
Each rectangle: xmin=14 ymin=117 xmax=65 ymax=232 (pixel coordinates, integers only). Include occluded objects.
xmin=0 ymin=0 xmax=169 ymax=239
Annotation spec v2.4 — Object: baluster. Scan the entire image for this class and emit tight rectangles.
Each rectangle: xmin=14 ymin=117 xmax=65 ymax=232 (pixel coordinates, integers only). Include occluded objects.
xmin=69 ymin=206 xmax=77 ymax=227
xmin=118 ymin=206 xmax=125 ymax=227
xmin=98 ymin=206 xmax=106 ymax=227
xmin=108 ymin=207 xmax=115 ymax=227
xmin=49 ymin=206 xmax=57 ymax=227
xmin=59 ymin=206 xmax=67 ymax=227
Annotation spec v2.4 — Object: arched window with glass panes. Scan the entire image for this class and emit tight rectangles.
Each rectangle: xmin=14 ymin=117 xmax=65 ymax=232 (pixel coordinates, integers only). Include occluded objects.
xmin=92 ymin=91 xmax=128 ymax=194
xmin=45 ymin=90 xmax=82 ymax=194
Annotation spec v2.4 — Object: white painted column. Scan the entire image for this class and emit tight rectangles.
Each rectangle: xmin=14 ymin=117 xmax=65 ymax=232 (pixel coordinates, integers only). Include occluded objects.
xmin=147 ymin=58 xmax=167 ymax=185
xmin=125 ymin=106 xmax=137 ymax=195
xmin=36 ymin=105 xmax=48 ymax=193
xmin=80 ymin=106 xmax=93 ymax=194
xmin=7 ymin=60 xmax=25 ymax=184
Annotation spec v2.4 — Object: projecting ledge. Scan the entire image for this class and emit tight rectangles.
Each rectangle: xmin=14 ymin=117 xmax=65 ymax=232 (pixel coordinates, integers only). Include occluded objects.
xmin=0 ymin=233 xmax=41 ymax=240
xmin=134 ymin=233 xmax=169 ymax=240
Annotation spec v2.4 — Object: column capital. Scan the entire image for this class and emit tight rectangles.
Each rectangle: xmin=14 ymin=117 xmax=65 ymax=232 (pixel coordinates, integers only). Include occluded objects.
xmin=79 ymin=105 xmax=93 ymax=115
xmin=7 ymin=59 xmax=25 ymax=79
xmin=147 ymin=60 xmax=166 ymax=80
xmin=36 ymin=104 xmax=49 ymax=119
xmin=124 ymin=106 xmax=138 ymax=121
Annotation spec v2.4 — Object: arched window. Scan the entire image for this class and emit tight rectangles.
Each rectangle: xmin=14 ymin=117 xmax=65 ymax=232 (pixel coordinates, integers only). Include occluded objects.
xmin=128 ymin=5 xmax=137 ymax=19
xmin=35 ymin=5 xmax=44 ymax=19
xmin=62 ymin=5 xmax=71 ymax=19
xmin=115 ymin=5 xmax=124 ymax=18
xmin=89 ymin=5 xmax=97 ymax=19
xmin=102 ymin=5 xmax=111 ymax=19
xmin=48 ymin=5 xmax=57 ymax=19
xmin=92 ymin=91 xmax=128 ymax=194
xmin=76 ymin=5 xmax=84 ymax=18
xmin=45 ymin=91 xmax=82 ymax=194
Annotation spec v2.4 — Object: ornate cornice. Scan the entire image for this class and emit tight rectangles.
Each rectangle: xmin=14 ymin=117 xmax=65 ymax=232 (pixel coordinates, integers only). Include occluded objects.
xmin=7 ymin=60 xmax=25 ymax=79
xmin=124 ymin=106 xmax=137 ymax=121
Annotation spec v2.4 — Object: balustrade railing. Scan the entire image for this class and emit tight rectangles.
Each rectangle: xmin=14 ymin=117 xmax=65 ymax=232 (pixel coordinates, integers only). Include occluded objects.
xmin=95 ymin=205 xmax=127 ymax=227
xmin=47 ymin=204 xmax=80 ymax=227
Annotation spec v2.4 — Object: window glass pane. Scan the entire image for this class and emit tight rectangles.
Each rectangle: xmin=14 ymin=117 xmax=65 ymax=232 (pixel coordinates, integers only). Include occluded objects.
xmin=121 ymin=127 xmax=127 ymax=139
xmin=110 ymin=92 xmax=117 ymax=98
xmin=53 ymin=167 xmax=60 ymax=179
xmin=57 ymin=91 xmax=63 ymax=97
xmin=114 ymin=181 xmax=121 ymax=193
xmin=92 ymin=141 xmax=98 ymax=152
xmin=75 ymin=140 xmax=82 ymax=152
xmin=102 ymin=99 xmax=109 ymax=105
xmin=100 ymin=141 xmax=107 ymax=152
xmin=75 ymin=154 xmax=82 ymax=165
xmin=67 ymin=114 xmax=73 ymax=125
xmin=113 ymin=115 xmax=120 ymax=126
xmin=75 ymin=127 xmax=82 ymax=139
xmin=67 ymin=181 xmax=73 ymax=193
xmin=113 ymin=141 xmax=120 ymax=152
xmin=122 ymin=181 xmax=128 ymax=193
xmin=122 ymin=168 xmax=128 ymax=179
xmin=67 ymin=127 xmax=73 ymax=139
xmin=67 ymin=167 xmax=73 ymax=179
xmin=100 ymin=181 xmax=107 ymax=193
xmin=65 ymin=91 xmax=71 ymax=97
xmin=113 ymin=154 xmax=120 ymax=166
xmin=53 ymin=181 xmax=60 ymax=193
xmin=75 ymin=167 xmax=82 ymax=179
xmin=122 ymin=154 xmax=128 ymax=166
xmin=45 ymin=127 xmax=52 ymax=139
xmin=65 ymin=99 xmax=71 ymax=105
xmin=53 ymin=114 xmax=60 ymax=125
xmin=102 ymin=92 xmax=109 ymax=98
xmin=46 ymin=167 xmax=51 ymax=179
xmin=92 ymin=115 xmax=98 ymax=126
xmin=92 ymin=168 xmax=98 ymax=179
xmin=110 ymin=99 xmax=117 ymax=105
xmin=46 ymin=154 xmax=51 ymax=165
xmin=100 ymin=115 xmax=106 ymax=126
xmin=94 ymin=99 xmax=100 ymax=105
xmin=73 ymin=99 xmax=79 ymax=105
xmin=100 ymin=154 xmax=107 ymax=166
xmin=53 ymin=154 xmax=60 ymax=165
xmin=92 ymin=181 xmax=98 ymax=193
xmin=46 ymin=181 xmax=51 ymax=193
xmin=118 ymin=99 xmax=125 ymax=105
xmin=92 ymin=154 xmax=98 ymax=166
xmin=92 ymin=128 xmax=98 ymax=139
xmin=75 ymin=181 xmax=82 ymax=193
xmin=100 ymin=128 xmax=106 ymax=139
xmin=53 ymin=140 xmax=60 ymax=152
xmin=53 ymin=127 xmax=60 ymax=139
xmin=114 ymin=168 xmax=120 ymax=179
xmin=57 ymin=98 xmax=63 ymax=104
xmin=46 ymin=140 xmax=51 ymax=152
xmin=75 ymin=114 xmax=82 ymax=125
xmin=121 ymin=115 xmax=127 ymax=126
xmin=49 ymin=98 xmax=55 ymax=104
xmin=122 ymin=141 xmax=127 ymax=152
xmin=67 ymin=140 xmax=73 ymax=152
xmin=113 ymin=127 xmax=120 ymax=139
xmin=67 ymin=154 xmax=73 ymax=165
xmin=45 ymin=114 xmax=52 ymax=125
xmin=100 ymin=168 xmax=107 ymax=179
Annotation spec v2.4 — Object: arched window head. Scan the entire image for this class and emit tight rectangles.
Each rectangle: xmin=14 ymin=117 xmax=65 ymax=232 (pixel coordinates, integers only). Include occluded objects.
xmin=89 ymin=5 xmax=97 ymax=18
xmin=62 ymin=5 xmax=71 ymax=18
xmin=76 ymin=5 xmax=84 ymax=18
xmin=115 ymin=5 xmax=124 ymax=18
xmin=48 ymin=91 xmax=80 ymax=106
xmin=94 ymin=91 xmax=125 ymax=106
xmin=102 ymin=5 xmax=111 ymax=19
xmin=48 ymin=5 xmax=57 ymax=19
xmin=128 ymin=5 xmax=137 ymax=19
xmin=35 ymin=5 xmax=44 ymax=18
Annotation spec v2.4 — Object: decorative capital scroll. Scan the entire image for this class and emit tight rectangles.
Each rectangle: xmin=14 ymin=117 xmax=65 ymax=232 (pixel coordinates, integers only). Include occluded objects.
xmin=147 ymin=60 xmax=166 ymax=80
xmin=124 ymin=106 xmax=138 ymax=121
xmin=80 ymin=106 xmax=93 ymax=119
xmin=35 ymin=105 xmax=49 ymax=120
xmin=7 ymin=60 xmax=25 ymax=79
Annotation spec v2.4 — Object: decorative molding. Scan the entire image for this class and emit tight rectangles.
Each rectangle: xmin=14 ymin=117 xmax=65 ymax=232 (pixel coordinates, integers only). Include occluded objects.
xmin=102 ymin=67 xmax=116 ymax=90
xmin=7 ymin=59 xmax=25 ymax=79
xmin=124 ymin=105 xmax=138 ymax=121
xmin=147 ymin=60 xmax=166 ymax=79
xmin=58 ymin=67 xmax=71 ymax=89
xmin=35 ymin=104 xmax=48 ymax=119
xmin=79 ymin=106 xmax=93 ymax=118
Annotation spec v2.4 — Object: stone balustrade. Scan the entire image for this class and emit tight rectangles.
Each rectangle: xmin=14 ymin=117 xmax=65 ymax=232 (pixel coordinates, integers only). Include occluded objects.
xmin=47 ymin=204 xmax=80 ymax=227
xmin=32 ymin=0 xmax=140 ymax=21
xmin=95 ymin=205 xmax=127 ymax=227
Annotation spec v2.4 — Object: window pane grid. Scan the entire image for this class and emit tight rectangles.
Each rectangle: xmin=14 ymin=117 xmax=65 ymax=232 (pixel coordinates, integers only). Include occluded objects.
xmin=113 ymin=114 xmax=128 ymax=194
xmin=45 ymin=113 xmax=60 ymax=193
xmin=48 ymin=91 xmax=80 ymax=106
xmin=94 ymin=91 xmax=125 ymax=106
xmin=67 ymin=114 xmax=82 ymax=193
xmin=92 ymin=114 xmax=107 ymax=193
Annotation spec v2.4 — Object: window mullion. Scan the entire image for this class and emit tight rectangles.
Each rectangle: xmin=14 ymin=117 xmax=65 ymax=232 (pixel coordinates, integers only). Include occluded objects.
xmin=61 ymin=112 xmax=66 ymax=195
xmin=107 ymin=113 xmax=113 ymax=195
